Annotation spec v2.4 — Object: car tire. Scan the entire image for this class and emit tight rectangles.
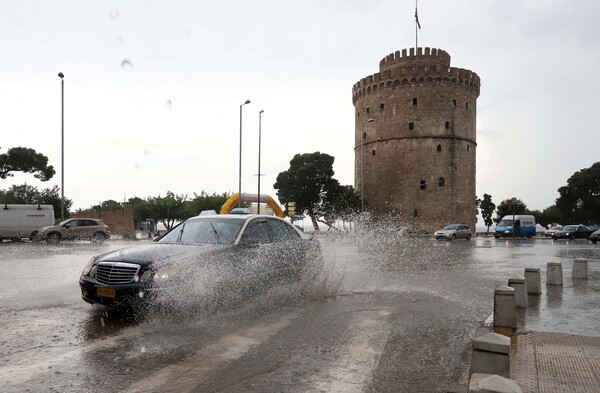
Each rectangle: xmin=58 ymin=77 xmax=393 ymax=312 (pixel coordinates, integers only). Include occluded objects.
xmin=592 ymin=239 xmax=597 ymax=244
xmin=451 ymin=234 xmax=456 ymax=241
xmin=11 ymin=237 xmax=21 ymax=242
xmin=91 ymin=232 xmax=107 ymax=243
xmin=47 ymin=233 xmax=61 ymax=244
xmin=466 ymin=233 xmax=472 ymax=240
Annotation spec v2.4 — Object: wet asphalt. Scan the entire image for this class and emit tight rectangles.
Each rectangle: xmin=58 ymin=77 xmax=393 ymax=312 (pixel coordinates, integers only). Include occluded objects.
xmin=0 ymin=233 xmax=598 ymax=392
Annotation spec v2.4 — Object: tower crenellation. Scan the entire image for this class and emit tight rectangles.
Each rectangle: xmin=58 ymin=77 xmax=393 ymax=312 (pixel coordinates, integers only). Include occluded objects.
xmin=353 ymin=47 xmax=480 ymax=105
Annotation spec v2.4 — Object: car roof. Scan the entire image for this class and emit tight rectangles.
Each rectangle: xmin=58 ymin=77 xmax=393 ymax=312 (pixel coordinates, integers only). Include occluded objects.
xmin=189 ymin=214 xmax=279 ymax=221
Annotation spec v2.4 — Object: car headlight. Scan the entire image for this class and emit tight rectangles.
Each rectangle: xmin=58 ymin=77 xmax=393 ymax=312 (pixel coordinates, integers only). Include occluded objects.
xmin=139 ymin=269 xmax=154 ymax=283
xmin=82 ymin=257 xmax=96 ymax=276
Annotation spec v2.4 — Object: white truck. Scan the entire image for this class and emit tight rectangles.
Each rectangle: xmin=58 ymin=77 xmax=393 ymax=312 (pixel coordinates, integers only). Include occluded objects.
xmin=0 ymin=204 xmax=55 ymax=242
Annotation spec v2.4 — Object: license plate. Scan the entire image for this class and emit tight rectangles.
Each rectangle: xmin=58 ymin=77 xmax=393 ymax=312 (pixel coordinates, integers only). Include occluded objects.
xmin=97 ymin=287 xmax=116 ymax=298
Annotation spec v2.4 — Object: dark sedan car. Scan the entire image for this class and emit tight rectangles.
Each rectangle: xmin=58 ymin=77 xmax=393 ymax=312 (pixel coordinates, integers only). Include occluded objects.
xmin=589 ymin=229 xmax=600 ymax=244
xmin=79 ymin=214 xmax=323 ymax=310
xmin=551 ymin=224 xmax=594 ymax=240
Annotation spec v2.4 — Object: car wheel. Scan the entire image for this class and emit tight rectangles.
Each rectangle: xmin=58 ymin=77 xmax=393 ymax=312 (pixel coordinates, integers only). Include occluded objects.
xmin=570 ymin=234 xmax=575 ymax=240
xmin=91 ymin=232 xmax=107 ymax=243
xmin=592 ymin=239 xmax=598 ymax=244
xmin=11 ymin=237 xmax=21 ymax=242
xmin=451 ymin=234 xmax=456 ymax=241
xmin=466 ymin=233 xmax=472 ymax=240
xmin=47 ymin=233 xmax=61 ymax=244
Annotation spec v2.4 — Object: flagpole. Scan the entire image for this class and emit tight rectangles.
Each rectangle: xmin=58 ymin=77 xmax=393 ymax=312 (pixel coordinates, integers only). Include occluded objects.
xmin=415 ymin=0 xmax=418 ymax=51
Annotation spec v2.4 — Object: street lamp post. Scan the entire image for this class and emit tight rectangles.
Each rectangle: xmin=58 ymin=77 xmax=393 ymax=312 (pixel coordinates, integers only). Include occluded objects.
xmin=360 ymin=118 xmax=374 ymax=212
xmin=257 ymin=110 xmax=264 ymax=214
xmin=238 ymin=99 xmax=251 ymax=208
xmin=58 ymin=72 xmax=65 ymax=221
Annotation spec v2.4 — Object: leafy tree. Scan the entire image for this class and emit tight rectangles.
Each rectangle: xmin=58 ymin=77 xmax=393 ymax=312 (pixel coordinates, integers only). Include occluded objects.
xmin=494 ymin=198 xmax=527 ymax=224
xmin=479 ymin=194 xmax=496 ymax=234
xmin=537 ymin=205 xmax=562 ymax=228
xmin=101 ymin=199 xmax=124 ymax=210
xmin=0 ymin=147 xmax=55 ymax=181
xmin=274 ymin=152 xmax=340 ymax=231
xmin=555 ymin=162 xmax=600 ymax=225
xmin=146 ymin=191 xmax=188 ymax=229
xmin=0 ymin=183 xmax=72 ymax=218
xmin=182 ymin=191 xmax=230 ymax=217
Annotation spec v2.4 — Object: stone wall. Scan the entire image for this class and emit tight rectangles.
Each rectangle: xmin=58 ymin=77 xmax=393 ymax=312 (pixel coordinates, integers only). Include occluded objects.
xmin=69 ymin=209 xmax=135 ymax=234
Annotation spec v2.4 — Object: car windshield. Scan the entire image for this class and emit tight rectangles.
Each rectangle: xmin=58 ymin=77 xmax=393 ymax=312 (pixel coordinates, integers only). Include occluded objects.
xmin=562 ymin=225 xmax=577 ymax=231
xmin=158 ymin=217 xmax=244 ymax=245
xmin=498 ymin=220 xmax=514 ymax=227
xmin=442 ymin=224 xmax=458 ymax=230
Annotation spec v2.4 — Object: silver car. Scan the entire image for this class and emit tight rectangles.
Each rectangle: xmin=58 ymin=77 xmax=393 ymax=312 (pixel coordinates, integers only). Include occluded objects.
xmin=434 ymin=224 xmax=472 ymax=241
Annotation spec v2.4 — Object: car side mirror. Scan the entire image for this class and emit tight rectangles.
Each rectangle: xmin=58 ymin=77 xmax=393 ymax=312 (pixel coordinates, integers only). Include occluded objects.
xmin=64 ymin=224 xmax=70 ymax=228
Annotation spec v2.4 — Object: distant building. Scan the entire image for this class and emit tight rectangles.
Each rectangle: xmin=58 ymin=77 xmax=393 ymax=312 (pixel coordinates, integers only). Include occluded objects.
xmin=353 ymin=47 xmax=481 ymax=231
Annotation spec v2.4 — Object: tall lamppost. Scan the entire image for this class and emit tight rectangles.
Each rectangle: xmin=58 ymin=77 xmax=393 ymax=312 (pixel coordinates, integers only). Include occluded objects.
xmin=257 ymin=110 xmax=264 ymax=214
xmin=238 ymin=99 xmax=251 ymax=208
xmin=58 ymin=72 xmax=65 ymax=221
xmin=360 ymin=118 xmax=374 ymax=212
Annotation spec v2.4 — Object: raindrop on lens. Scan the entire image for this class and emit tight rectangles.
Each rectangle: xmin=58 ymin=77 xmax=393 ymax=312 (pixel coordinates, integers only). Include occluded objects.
xmin=121 ymin=59 xmax=133 ymax=69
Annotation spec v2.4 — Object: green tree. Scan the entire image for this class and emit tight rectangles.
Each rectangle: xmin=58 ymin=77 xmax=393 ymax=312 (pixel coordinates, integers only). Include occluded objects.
xmin=0 ymin=147 xmax=55 ymax=181
xmin=0 ymin=183 xmax=72 ymax=218
xmin=182 ymin=191 xmax=230 ymax=217
xmin=537 ymin=205 xmax=562 ymax=228
xmin=494 ymin=198 xmax=527 ymax=224
xmin=101 ymin=199 xmax=124 ymax=210
xmin=274 ymin=152 xmax=340 ymax=231
xmin=146 ymin=191 xmax=188 ymax=229
xmin=480 ymin=194 xmax=496 ymax=234
xmin=555 ymin=162 xmax=600 ymax=225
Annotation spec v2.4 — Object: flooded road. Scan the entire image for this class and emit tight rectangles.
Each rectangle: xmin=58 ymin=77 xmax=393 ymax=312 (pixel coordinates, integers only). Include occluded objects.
xmin=1 ymin=234 xmax=598 ymax=392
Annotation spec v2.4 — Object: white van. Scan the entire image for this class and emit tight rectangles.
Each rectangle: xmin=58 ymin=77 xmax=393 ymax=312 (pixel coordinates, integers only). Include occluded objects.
xmin=494 ymin=214 xmax=537 ymax=238
xmin=0 ymin=204 xmax=55 ymax=241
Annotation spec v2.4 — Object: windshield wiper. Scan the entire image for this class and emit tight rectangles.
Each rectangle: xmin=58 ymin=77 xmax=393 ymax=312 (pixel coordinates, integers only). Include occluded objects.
xmin=209 ymin=222 xmax=220 ymax=244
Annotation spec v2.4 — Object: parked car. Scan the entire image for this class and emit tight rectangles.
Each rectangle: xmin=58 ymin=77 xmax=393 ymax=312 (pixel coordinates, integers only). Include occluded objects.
xmin=543 ymin=225 xmax=563 ymax=238
xmin=36 ymin=218 xmax=110 ymax=243
xmin=589 ymin=229 xmax=600 ymax=244
xmin=434 ymin=224 xmax=472 ymax=241
xmin=79 ymin=214 xmax=323 ymax=310
xmin=551 ymin=224 xmax=594 ymax=240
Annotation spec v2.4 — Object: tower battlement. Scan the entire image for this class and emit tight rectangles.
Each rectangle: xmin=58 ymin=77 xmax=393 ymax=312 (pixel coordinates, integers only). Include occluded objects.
xmin=379 ymin=47 xmax=450 ymax=71
xmin=352 ymin=48 xmax=480 ymax=104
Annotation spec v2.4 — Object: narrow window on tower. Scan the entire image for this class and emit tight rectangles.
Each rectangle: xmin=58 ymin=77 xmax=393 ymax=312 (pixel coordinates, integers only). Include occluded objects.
xmin=419 ymin=180 xmax=426 ymax=190
xmin=445 ymin=121 xmax=450 ymax=129
xmin=357 ymin=111 xmax=360 ymax=118
xmin=437 ymin=144 xmax=442 ymax=152
xmin=438 ymin=177 xmax=445 ymax=187
xmin=467 ymin=144 xmax=470 ymax=151
xmin=372 ymin=149 xmax=376 ymax=156
xmin=363 ymin=132 xmax=367 ymax=140
xmin=452 ymin=99 xmax=457 ymax=108
xmin=412 ymin=98 xmax=418 ymax=106
xmin=366 ymin=107 xmax=370 ymax=114
xmin=380 ymin=103 xmax=384 ymax=111
xmin=408 ymin=122 xmax=414 ymax=130
xmin=465 ymin=102 xmax=469 ymax=110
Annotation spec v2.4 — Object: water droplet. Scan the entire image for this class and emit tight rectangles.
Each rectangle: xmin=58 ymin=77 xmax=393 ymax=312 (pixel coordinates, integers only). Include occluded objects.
xmin=109 ymin=10 xmax=119 ymax=19
xmin=121 ymin=59 xmax=133 ymax=69
xmin=165 ymin=99 xmax=172 ymax=109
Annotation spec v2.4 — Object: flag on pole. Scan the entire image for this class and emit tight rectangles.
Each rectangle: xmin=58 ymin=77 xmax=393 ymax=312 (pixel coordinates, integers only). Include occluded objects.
xmin=415 ymin=8 xmax=421 ymax=29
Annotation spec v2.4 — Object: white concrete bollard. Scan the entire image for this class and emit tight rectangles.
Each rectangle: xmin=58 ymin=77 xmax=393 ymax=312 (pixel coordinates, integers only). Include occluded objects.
xmin=573 ymin=258 xmax=588 ymax=280
xmin=546 ymin=262 xmax=563 ymax=286
xmin=524 ymin=268 xmax=541 ymax=294
xmin=470 ymin=333 xmax=511 ymax=378
xmin=469 ymin=373 xmax=523 ymax=393
xmin=493 ymin=286 xmax=517 ymax=329
xmin=508 ymin=277 xmax=527 ymax=308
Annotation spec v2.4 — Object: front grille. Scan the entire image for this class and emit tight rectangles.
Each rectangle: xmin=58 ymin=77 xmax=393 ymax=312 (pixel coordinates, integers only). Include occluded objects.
xmin=95 ymin=262 xmax=140 ymax=285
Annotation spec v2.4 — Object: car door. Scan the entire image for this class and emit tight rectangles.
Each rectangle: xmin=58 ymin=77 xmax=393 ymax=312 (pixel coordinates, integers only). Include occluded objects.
xmin=63 ymin=219 xmax=82 ymax=239
xmin=237 ymin=218 xmax=274 ymax=291
xmin=266 ymin=218 xmax=305 ymax=283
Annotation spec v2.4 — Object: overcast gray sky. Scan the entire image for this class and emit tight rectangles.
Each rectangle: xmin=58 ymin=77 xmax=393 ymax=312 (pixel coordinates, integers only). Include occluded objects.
xmin=1 ymin=0 xmax=599 ymax=214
